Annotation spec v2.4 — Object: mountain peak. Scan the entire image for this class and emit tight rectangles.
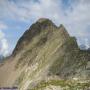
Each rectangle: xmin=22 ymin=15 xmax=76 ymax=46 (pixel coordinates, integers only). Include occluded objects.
xmin=13 ymin=19 xmax=69 ymax=55
xmin=36 ymin=18 xmax=56 ymax=27
xmin=37 ymin=18 xmax=52 ymax=23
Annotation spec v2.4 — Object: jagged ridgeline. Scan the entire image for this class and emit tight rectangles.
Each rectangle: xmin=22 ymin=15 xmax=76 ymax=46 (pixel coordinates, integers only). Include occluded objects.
xmin=13 ymin=18 xmax=69 ymax=55
xmin=0 ymin=18 xmax=90 ymax=90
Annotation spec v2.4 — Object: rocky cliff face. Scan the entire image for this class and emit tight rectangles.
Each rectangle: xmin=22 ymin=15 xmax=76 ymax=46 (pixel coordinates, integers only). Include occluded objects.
xmin=0 ymin=18 xmax=90 ymax=90
xmin=13 ymin=18 xmax=58 ymax=55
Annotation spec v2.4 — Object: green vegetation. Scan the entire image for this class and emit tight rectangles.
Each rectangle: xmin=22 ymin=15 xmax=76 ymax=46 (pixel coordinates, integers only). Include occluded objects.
xmin=30 ymin=80 xmax=90 ymax=90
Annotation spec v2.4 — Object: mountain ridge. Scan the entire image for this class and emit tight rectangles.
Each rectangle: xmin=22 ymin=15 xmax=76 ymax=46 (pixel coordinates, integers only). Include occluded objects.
xmin=13 ymin=18 xmax=68 ymax=56
xmin=0 ymin=18 xmax=90 ymax=90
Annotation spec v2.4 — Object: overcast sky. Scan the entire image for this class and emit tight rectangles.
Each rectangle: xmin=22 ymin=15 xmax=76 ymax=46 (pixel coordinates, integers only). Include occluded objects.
xmin=0 ymin=0 xmax=90 ymax=56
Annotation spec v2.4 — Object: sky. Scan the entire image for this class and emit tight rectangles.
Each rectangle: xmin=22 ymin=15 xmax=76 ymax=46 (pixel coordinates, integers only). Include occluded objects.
xmin=0 ymin=0 xmax=90 ymax=56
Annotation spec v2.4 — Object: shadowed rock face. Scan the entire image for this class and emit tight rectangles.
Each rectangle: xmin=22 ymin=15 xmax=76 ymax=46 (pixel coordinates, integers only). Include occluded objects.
xmin=0 ymin=18 xmax=90 ymax=90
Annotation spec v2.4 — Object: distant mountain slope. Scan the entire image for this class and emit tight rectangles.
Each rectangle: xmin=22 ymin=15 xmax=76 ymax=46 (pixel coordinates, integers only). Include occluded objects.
xmin=0 ymin=18 xmax=90 ymax=90
xmin=0 ymin=55 xmax=4 ymax=62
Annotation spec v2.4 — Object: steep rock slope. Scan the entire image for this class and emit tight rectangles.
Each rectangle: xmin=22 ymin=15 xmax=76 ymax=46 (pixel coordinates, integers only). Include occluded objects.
xmin=0 ymin=18 xmax=90 ymax=90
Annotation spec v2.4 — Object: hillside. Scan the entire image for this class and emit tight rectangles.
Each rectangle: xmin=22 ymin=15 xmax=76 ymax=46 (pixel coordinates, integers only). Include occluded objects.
xmin=0 ymin=18 xmax=90 ymax=90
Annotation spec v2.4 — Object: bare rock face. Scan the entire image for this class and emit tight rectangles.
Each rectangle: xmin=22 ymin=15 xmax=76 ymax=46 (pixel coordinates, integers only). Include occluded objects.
xmin=0 ymin=18 xmax=90 ymax=90
xmin=13 ymin=18 xmax=69 ymax=55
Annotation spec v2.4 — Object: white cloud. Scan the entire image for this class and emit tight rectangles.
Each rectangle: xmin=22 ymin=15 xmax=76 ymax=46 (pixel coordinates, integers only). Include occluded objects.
xmin=0 ymin=23 xmax=9 ymax=56
xmin=0 ymin=22 xmax=7 ymax=30
xmin=85 ymin=38 xmax=90 ymax=49
xmin=0 ymin=0 xmax=90 ymax=48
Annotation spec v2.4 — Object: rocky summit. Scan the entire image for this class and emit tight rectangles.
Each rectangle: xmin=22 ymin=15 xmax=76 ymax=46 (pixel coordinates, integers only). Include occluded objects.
xmin=0 ymin=18 xmax=90 ymax=90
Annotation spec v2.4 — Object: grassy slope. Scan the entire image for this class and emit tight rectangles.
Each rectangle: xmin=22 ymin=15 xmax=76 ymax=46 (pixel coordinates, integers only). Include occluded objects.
xmin=16 ymin=34 xmax=90 ymax=90
xmin=31 ymin=79 xmax=90 ymax=90
xmin=49 ymin=37 xmax=90 ymax=79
